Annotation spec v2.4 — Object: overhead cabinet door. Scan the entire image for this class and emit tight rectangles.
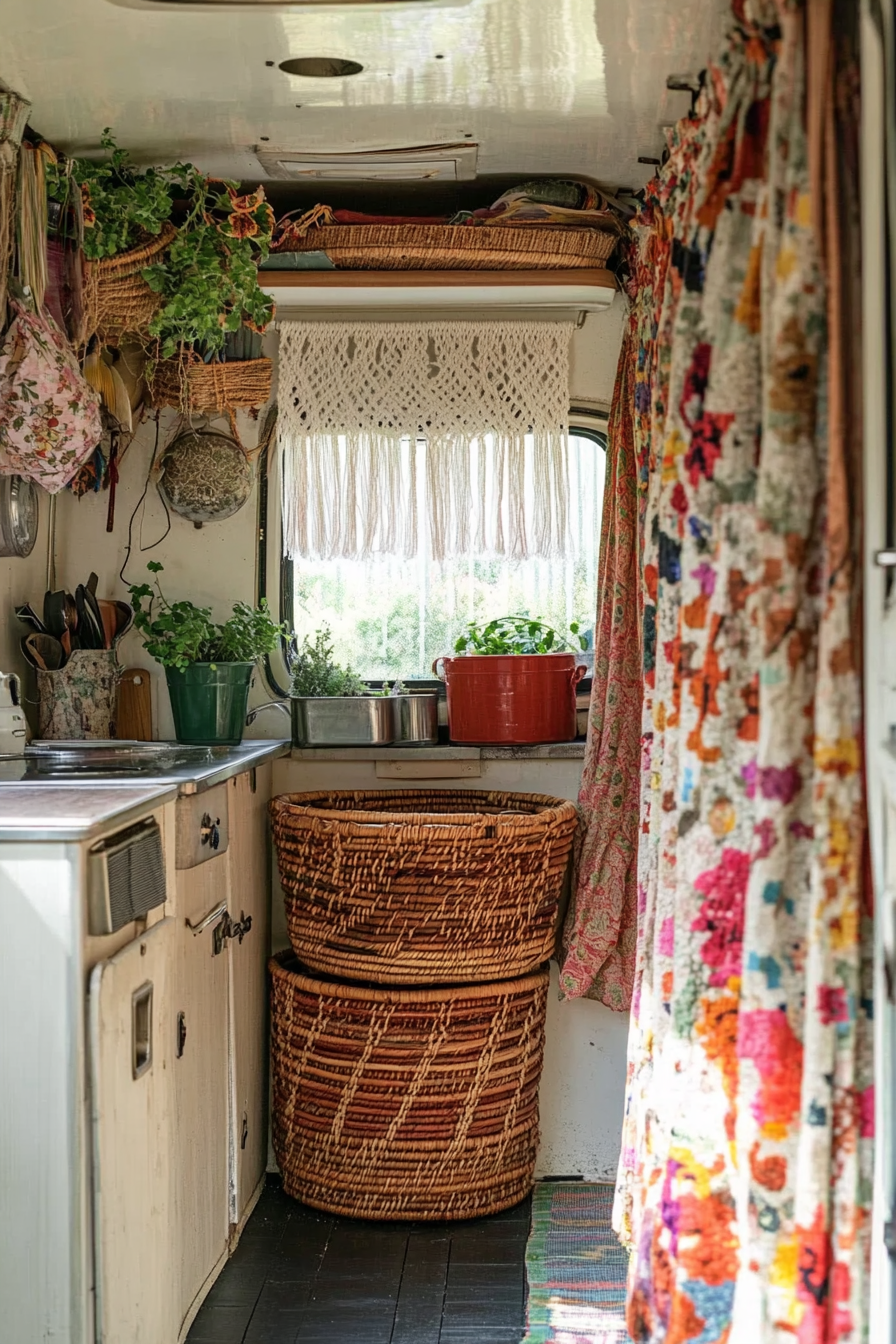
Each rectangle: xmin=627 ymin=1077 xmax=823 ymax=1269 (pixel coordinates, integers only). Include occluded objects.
xmin=89 ymin=917 xmax=179 ymax=1344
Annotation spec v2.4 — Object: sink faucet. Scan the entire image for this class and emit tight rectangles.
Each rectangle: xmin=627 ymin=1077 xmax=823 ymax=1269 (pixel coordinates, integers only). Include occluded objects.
xmin=245 ymin=700 xmax=290 ymax=726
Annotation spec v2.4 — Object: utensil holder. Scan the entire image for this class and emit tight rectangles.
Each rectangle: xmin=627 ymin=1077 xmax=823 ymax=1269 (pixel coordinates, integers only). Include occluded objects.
xmin=36 ymin=650 xmax=121 ymax=740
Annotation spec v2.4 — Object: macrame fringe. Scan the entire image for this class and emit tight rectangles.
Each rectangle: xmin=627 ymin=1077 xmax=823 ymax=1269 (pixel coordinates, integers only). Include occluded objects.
xmin=278 ymin=319 xmax=574 ymax=562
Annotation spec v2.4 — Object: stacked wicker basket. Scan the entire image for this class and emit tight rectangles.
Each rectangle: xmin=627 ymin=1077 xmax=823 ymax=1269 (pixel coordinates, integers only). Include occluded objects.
xmin=269 ymin=788 xmax=578 ymax=1221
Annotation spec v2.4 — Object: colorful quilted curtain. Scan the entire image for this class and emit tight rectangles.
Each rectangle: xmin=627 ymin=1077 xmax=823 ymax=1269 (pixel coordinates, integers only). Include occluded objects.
xmin=564 ymin=0 xmax=874 ymax=1339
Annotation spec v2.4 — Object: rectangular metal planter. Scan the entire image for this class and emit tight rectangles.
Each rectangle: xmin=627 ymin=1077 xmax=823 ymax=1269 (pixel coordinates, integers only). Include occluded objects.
xmin=291 ymin=696 xmax=395 ymax=748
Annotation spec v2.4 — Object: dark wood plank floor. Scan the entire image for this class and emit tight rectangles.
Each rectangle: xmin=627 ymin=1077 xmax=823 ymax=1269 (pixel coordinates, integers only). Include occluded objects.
xmin=186 ymin=1177 xmax=531 ymax=1344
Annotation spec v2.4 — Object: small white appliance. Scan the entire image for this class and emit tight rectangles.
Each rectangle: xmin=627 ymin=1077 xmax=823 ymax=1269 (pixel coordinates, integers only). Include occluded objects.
xmin=0 ymin=672 xmax=29 ymax=755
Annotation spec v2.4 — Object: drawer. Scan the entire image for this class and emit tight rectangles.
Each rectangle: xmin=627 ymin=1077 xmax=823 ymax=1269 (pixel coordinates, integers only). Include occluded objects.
xmin=175 ymin=784 xmax=229 ymax=870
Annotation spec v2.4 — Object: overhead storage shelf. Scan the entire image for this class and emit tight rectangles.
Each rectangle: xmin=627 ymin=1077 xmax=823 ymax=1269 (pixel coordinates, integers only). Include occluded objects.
xmin=261 ymin=268 xmax=618 ymax=313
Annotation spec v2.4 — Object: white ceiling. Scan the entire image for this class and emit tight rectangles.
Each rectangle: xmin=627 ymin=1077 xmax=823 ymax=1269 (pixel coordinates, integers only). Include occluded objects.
xmin=2 ymin=0 xmax=722 ymax=189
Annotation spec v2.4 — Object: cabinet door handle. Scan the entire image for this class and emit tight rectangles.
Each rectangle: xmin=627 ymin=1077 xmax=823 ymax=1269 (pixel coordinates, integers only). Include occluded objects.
xmin=185 ymin=901 xmax=227 ymax=937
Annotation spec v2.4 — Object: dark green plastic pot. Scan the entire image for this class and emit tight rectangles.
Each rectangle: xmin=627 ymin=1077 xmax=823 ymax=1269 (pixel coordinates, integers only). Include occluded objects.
xmin=165 ymin=662 xmax=255 ymax=746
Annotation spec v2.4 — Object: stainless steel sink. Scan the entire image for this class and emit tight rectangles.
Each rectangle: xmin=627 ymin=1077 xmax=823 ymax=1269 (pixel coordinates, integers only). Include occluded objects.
xmin=24 ymin=741 xmax=219 ymax=775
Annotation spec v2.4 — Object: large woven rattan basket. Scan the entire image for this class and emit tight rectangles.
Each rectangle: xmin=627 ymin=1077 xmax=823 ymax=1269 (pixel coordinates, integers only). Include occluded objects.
xmin=270 ymin=953 xmax=549 ymax=1220
xmin=271 ymin=789 xmax=578 ymax=985
xmin=280 ymin=222 xmax=619 ymax=270
xmin=84 ymin=221 xmax=176 ymax=346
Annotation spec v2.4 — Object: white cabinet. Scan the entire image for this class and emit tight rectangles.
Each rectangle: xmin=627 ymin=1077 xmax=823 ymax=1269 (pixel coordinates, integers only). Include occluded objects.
xmin=227 ymin=763 xmax=272 ymax=1224
xmin=171 ymin=766 xmax=272 ymax=1339
xmin=89 ymin=917 xmax=179 ymax=1344
xmin=173 ymin=852 xmax=233 ymax=1336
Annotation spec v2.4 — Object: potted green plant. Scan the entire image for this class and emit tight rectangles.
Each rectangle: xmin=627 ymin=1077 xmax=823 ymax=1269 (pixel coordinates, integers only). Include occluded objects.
xmin=129 ymin=562 xmax=286 ymax=745
xmin=435 ymin=615 xmax=589 ymax=746
xmin=289 ymin=627 xmax=395 ymax=747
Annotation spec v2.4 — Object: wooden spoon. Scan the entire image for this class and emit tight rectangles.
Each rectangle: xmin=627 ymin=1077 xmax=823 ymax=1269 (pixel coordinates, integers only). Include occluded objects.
xmin=23 ymin=633 xmax=65 ymax=671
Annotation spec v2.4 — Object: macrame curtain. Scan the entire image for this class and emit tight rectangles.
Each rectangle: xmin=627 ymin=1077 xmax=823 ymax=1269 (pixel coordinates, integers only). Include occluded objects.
xmin=278 ymin=319 xmax=574 ymax=562
xmin=561 ymin=1 xmax=872 ymax=1340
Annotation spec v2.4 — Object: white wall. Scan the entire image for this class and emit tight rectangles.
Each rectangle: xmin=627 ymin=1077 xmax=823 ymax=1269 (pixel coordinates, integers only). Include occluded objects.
xmin=0 ymin=491 xmax=52 ymax=706
xmin=272 ymin=752 xmax=630 ymax=1181
xmin=51 ymin=297 xmax=627 ymax=741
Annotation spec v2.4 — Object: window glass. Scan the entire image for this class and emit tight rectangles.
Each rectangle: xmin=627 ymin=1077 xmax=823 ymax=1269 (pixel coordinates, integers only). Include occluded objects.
xmin=287 ymin=429 xmax=606 ymax=682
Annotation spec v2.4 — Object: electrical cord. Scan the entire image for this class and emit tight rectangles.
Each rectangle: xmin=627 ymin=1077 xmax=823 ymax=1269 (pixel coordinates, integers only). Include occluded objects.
xmin=118 ymin=413 xmax=170 ymax=586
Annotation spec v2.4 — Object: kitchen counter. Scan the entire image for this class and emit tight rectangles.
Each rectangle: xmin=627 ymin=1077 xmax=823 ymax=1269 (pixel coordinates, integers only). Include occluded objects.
xmin=0 ymin=782 xmax=178 ymax=841
xmin=0 ymin=738 xmax=290 ymax=793
xmin=291 ymin=742 xmax=587 ymax=762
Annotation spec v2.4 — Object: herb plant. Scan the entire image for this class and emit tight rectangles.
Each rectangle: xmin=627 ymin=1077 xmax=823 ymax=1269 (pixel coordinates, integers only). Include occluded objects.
xmin=129 ymin=562 xmax=286 ymax=670
xmin=453 ymin=616 xmax=588 ymax=656
xmin=46 ymin=131 xmax=176 ymax=260
xmin=289 ymin=627 xmax=368 ymax=698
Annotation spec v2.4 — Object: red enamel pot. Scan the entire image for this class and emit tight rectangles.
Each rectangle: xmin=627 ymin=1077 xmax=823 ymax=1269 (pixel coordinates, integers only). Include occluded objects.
xmin=434 ymin=652 xmax=587 ymax=746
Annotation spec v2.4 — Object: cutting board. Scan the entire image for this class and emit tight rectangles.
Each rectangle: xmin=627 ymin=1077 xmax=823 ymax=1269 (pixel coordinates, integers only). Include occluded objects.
xmin=117 ymin=668 xmax=153 ymax=741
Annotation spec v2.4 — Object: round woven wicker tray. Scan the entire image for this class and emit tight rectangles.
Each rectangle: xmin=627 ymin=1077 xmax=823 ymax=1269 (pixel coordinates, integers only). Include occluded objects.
xmin=270 ymin=954 xmax=549 ymax=1221
xmin=283 ymin=222 xmax=618 ymax=270
xmin=271 ymin=789 xmax=578 ymax=985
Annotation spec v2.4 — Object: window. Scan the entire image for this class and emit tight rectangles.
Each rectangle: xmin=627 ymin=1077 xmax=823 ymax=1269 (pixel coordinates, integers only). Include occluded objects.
xmin=284 ymin=426 xmax=606 ymax=682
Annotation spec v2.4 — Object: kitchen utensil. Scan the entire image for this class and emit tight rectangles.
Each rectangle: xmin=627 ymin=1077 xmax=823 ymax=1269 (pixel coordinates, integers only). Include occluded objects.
xmin=22 ymin=634 xmax=64 ymax=671
xmin=75 ymin=585 xmax=104 ymax=650
xmin=15 ymin=603 xmax=47 ymax=634
xmin=43 ymin=589 xmax=67 ymax=639
xmin=63 ymin=591 xmax=78 ymax=643
xmin=87 ymin=572 xmax=99 ymax=596
xmin=98 ymin=599 xmax=118 ymax=650
xmin=117 ymin=668 xmax=153 ymax=741
xmin=0 ymin=476 xmax=39 ymax=558
xmin=112 ymin=601 xmax=134 ymax=643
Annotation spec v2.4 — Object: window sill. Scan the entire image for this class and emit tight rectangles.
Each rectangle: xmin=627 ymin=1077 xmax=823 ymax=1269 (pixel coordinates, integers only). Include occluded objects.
xmin=290 ymin=742 xmax=586 ymax=763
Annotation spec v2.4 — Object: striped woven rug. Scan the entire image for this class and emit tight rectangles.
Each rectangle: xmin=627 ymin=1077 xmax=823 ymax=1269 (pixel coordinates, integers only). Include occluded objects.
xmin=522 ymin=1182 xmax=631 ymax=1344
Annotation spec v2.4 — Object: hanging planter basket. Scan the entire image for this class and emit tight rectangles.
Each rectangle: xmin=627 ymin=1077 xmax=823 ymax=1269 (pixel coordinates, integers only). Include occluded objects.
xmin=270 ymin=953 xmax=549 ymax=1221
xmin=84 ymin=222 xmax=176 ymax=347
xmin=149 ymin=352 xmax=272 ymax=413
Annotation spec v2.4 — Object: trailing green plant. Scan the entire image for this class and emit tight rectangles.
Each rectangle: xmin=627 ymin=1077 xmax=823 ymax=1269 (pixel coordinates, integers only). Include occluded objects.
xmin=453 ymin=615 xmax=588 ymax=656
xmin=129 ymin=562 xmax=286 ymax=670
xmin=143 ymin=180 xmax=275 ymax=358
xmin=47 ymin=130 xmax=275 ymax=357
xmin=289 ymin=627 xmax=368 ymax=698
xmin=46 ymin=130 xmax=177 ymax=260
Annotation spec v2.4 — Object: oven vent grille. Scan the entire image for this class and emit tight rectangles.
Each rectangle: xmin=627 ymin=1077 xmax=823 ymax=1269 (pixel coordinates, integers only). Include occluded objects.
xmin=88 ymin=820 xmax=167 ymax=936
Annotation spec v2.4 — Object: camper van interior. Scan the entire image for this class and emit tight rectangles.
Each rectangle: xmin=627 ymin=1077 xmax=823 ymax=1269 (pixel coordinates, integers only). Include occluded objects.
xmin=0 ymin=0 xmax=891 ymax=1341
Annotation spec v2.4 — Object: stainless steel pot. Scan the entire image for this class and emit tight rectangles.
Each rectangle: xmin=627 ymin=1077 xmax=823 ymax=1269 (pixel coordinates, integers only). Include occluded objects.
xmin=291 ymin=696 xmax=394 ymax=748
xmin=392 ymin=693 xmax=439 ymax=745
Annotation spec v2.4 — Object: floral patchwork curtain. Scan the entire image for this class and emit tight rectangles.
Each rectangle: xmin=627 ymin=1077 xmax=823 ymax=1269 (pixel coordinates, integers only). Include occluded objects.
xmin=565 ymin=1 xmax=873 ymax=1340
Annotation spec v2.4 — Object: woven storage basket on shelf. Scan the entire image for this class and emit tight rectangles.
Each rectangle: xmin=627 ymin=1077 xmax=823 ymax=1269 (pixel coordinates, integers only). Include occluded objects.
xmin=270 ymin=953 xmax=549 ymax=1221
xmin=271 ymin=789 xmax=578 ymax=985
xmin=84 ymin=221 xmax=176 ymax=346
xmin=149 ymin=355 xmax=272 ymax=412
xmin=280 ymin=222 xmax=618 ymax=270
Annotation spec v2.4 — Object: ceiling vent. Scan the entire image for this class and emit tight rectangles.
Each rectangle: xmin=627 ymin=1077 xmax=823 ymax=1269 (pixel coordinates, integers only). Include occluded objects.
xmin=256 ymin=143 xmax=479 ymax=182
